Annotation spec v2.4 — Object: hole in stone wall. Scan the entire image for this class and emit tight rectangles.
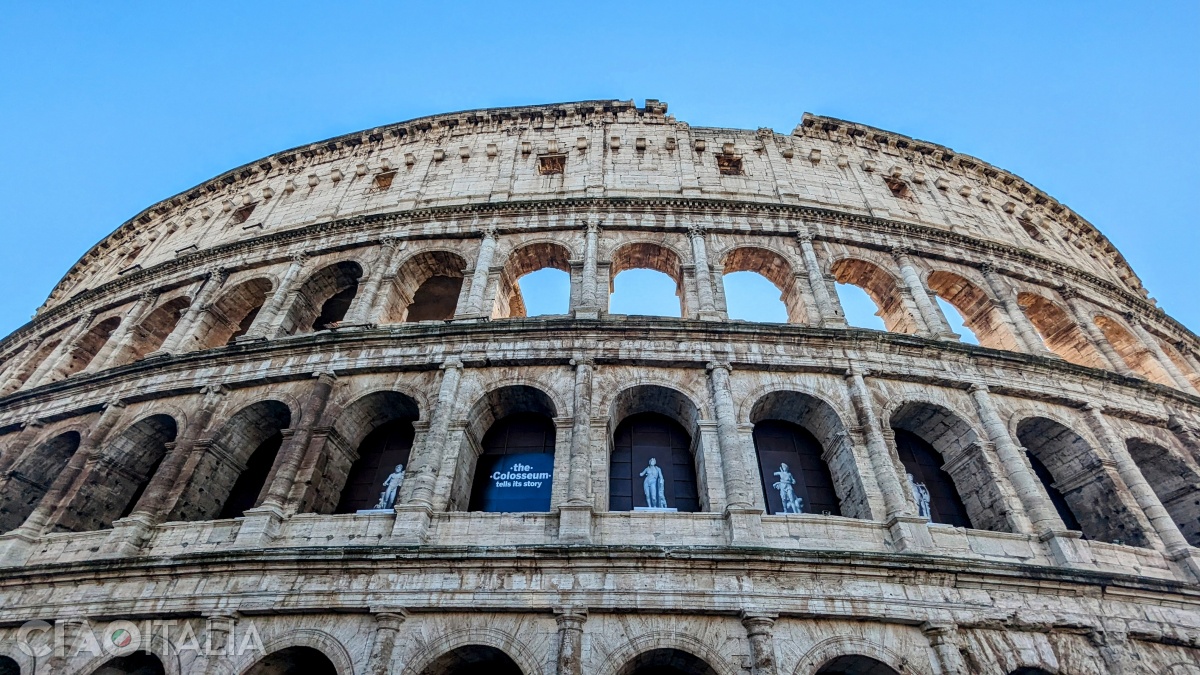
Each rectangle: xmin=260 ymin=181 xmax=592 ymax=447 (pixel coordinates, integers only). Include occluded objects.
xmin=373 ymin=170 xmax=397 ymax=190
xmin=230 ymin=203 xmax=257 ymax=225
xmin=716 ymin=154 xmax=744 ymax=175
xmin=537 ymin=154 xmax=566 ymax=175
xmin=884 ymin=177 xmax=913 ymax=200
xmin=723 ymin=271 xmax=788 ymax=322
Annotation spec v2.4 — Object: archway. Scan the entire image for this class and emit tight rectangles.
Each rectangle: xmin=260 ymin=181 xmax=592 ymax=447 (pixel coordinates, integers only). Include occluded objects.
xmin=89 ymin=653 xmax=165 ymax=675
xmin=609 ymin=242 xmax=685 ymax=318
xmin=191 ymin=278 xmax=273 ymax=350
xmin=200 ymin=401 xmax=292 ymax=521
xmin=280 ymin=261 xmax=363 ymax=335
xmin=57 ymin=414 xmax=177 ymax=532
xmin=53 ymin=316 xmax=122 ymax=380
xmin=331 ymin=391 xmax=421 ymax=514
xmin=615 ymin=648 xmax=719 ymax=675
xmin=926 ymin=270 xmax=1021 ymax=350
xmin=0 ymin=431 xmax=80 ymax=531
xmin=381 ymin=251 xmax=467 ymax=323
xmin=889 ymin=402 xmax=986 ymax=530
xmin=609 ymin=385 xmax=701 ymax=513
xmin=493 ymin=242 xmax=571 ymax=318
xmin=419 ymin=645 xmax=522 ymax=675
xmin=1127 ymin=438 xmax=1200 ymax=546
xmin=721 ymin=247 xmax=802 ymax=323
xmin=113 ymin=297 xmax=192 ymax=365
xmin=243 ymin=646 xmax=337 ymax=675
xmin=1016 ymin=416 xmax=1150 ymax=546
xmin=1 ymin=337 xmax=61 ymax=392
xmin=1024 ymin=446 xmax=1084 ymax=535
xmin=1017 ymin=293 xmax=1105 ymax=368
xmin=0 ymin=655 xmax=17 ymax=675
xmin=1094 ymin=315 xmax=1174 ymax=385
xmin=1009 ymin=669 xmax=1056 ymax=675
xmin=831 ymin=259 xmax=915 ymax=333
xmin=815 ymin=655 xmax=900 ymax=675
xmin=461 ymin=385 xmax=558 ymax=512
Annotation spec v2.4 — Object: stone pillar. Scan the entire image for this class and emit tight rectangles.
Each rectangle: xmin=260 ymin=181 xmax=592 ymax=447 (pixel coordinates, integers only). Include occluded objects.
xmin=244 ymin=254 xmax=306 ymax=340
xmin=260 ymin=372 xmax=337 ymax=512
xmin=892 ymin=247 xmax=953 ymax=339
xmin=560 ymin=358 xmax=595 ymax=542
xmin=26 ymin=312 xmax=96 ymax=386
xmin=741 ymin=612 xmax=778 ymax=675
xmin=968 ymin=385 xmax=1057 ymax=534
xmin=459 ymin=228 xmax=498 ymax=317
xmin=405 ymin=358 xmax=463 ymax=510
xmin=156 ymin=268 xmax=228 ymax=355
xmin=0 ymin=419 xmax=44 ymax=477
xmin=707 ymin=363 xmax=755 ymax=510
xmin=199 ymin=614 xmax=238 ymax=675
xmin=790 ymin=272 xmax=823 ymax=325
xmin=1128 ymin=317 xmax=1196 ymax=392
xmin=690 ymin=225 xmax=721 ymax=320
xmin=346 ymin=238 xmax=403 ymax=325
xmin=921 ymin=623 xmax=968 ymax=675
xmin=795 ymin=232 xmax=845 ymax=328
xmin=555 ymin=610 xmax=587 ymax=675
xmin=979 ymin=263 xmax=1050 ymax=356
xmin=576 ymin=220 xmax=601 ymax=319
xmin=365 ymin=610 xmax=407 ymax=675
xmin=1083 ymin=404 xmax=1200 ymax=579
xmin=1060 ymin=289 xmax=1128 ymax=374
xmin=86 ymin=291 xmax=157 ymax=372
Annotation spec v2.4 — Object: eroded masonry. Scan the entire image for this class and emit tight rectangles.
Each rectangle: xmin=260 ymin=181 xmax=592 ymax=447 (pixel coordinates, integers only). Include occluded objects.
xmin=0 ymin=99 xmax=1198 ymax=674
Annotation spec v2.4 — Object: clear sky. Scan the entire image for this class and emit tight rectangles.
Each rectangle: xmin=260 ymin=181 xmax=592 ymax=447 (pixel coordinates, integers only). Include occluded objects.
xmin=0 ymin=2 xmax=1196 ymax=336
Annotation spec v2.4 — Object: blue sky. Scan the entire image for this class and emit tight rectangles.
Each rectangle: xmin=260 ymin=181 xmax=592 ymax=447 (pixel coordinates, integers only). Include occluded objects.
xmin=0 ymin=2 xmax=1196 ymax=336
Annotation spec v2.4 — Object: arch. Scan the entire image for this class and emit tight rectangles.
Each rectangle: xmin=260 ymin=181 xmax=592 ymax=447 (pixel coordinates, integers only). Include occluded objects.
xmin=1016 ymin=415 xmax=1150 ymax=546
xmin=0 ymin=655 xmax=18 ymax=675
xmin=381 ymin=250 xmax=467 ymax=323
xmin=721 ymin=246 xmax=804 ymax=323
xmin=114 ymin=296 xmax=192 ymax=365
xmin=609 ymin=242 xmax=686 ymax=317
xmin=1009 ymin=669 xmax=1057 ymax=675
xmin=2 ymin=337 xmax=62 ymax=391
xmin=887 ymin=401 xmax=989 ymax=530
xmin=598 ymin=631 xmax=738 ymax=675
xmin=400 ymin=627 xmax=542 ymax=675
xmin=493 ymin=241 xmax=572 ymax=318
xmin=417 ymin=645 xmax=523 ymax=675
xmin=452 ymin=385 xmax=558 ymax=512
xmin=0 ymin=430 xmax=81 ymax=531
xmin=609 ymin=384 xmax=703 ymax=513
xmin=54 ymin=316 xmax=122 ymax=380
xmin=1017 ymin=292 xmax=1106 ymax=368
xmin=240 ymin=629 xmax=353 ymax=675
xmin=88 ymin=653 xmax=166 ymax=675
xmin=1094 ymin=315 xmax=1175 ymax=385
xmin=1159 ymin=339 xmax=1200 ymax=390
xmin=1126 ymin=437 xmax=1200 ymax=546
xmin=831 ymin=258 xmax=916 ymax=333
xmin=814 ymin=655 xmax=901 ymax=675
xmin=57 ymin=413 xmax=178 ymax=532
xmin=192 ymin=278 xmax=273 ymax=350
xmin=329 ymin=390 xmax=421 ymax=514
xmin=926 ymin=270 xmax=1020 ymax=351
xmin=279 ymin=261 xmax=363 ymax=335
xmin=614 ymin=648 xmax=720 ymax=675
xmin=242 ymin=646 xmax=337 ymax=675
xmin=795 ymin=636 xmax=926 ymax=675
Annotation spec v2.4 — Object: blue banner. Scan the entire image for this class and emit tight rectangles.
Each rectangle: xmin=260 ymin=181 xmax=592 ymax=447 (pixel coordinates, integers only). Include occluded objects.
xmin=472 ymin=453 xmax=555 ymax=512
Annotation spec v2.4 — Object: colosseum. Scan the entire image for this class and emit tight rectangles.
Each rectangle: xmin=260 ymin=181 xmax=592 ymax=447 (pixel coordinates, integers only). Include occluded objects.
xmin=0 ymin=98 xmax=1198 ymax=675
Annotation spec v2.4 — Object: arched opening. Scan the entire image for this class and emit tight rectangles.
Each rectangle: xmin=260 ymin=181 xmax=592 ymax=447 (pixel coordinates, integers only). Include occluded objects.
xmin=614 ymin=648 xmax=719 ymax=675
xmin=1127 ymin=438 xmax=1200 ymax=546
xmin=609 ymin=385 xmax=701 ymax=513
xmin=493 ymin=242 xmax=571 ymax=318
xmin=243 ymin=646 xmax=337 ymax=675
xmin=1024 ymin=447 xmax=1084 ymax=534
xmin=192 ymin=278 xmax=273 ymax=350
xmin=89 ymin=653 xmax=165 ymax=675
xmin=935 ymin=296 xmax=977 ymax=344
xmin=56 ymin=415 xmax=177 ymax=533
xmin=2 ymin=337 xmax=61 ymax=392
xmin=1017 ymin=293 xmax=1106 ymax=368
xmin=1159 ymin=339 xmax=1200 ymax=390
xmin=815 ymin=655 xmax=901 ymax=675
xmin=752 ymin=420 xmax=840 ymax=516
xmin=0 ymin=655 xmax=17 ymax=675
xmin=0 ymin=431 xmax=80 ymax=531
xmin=114 ymin=296 xmax=192 ymax=365
xmin=459 ymin=385 xmax=558 ymax=513
xmin=331 ymin=391 xmax=420 ymax=514
xmin=53 ymin=316 xmax=122 ymax=380
xmin=419 ymin=645 xmax=522 ymax=675
xmin=379 ymin=250 xmax=466 ymax=323
xmin=889 ymin=402 xmax=989 ymax=530
xmin=279 ymin=261 xmax=363 ymax=335
xmin=609 ymin=242 xmax=685 ymax=318
xmin=722 ymin=247 xmax=803 ymax=323
xmin=927 ymin=271 xmax=1020 ymax=350
xmin=1009 ymin=669 xmax=1056 ymax=675
xmin=831 ymin=259 xmax=916 ymax=333
xmin=1094 ymin=315 xmax=1174 ymax=385
xmin=1017 ymin=416 xmax=1150 ymax=546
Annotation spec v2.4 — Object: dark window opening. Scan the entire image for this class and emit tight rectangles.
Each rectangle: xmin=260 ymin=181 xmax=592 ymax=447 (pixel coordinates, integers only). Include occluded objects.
xmin=406 ymin=275 xmax=463 ymax=322
xmin=884 ymin=177 xmax=913 ymax=200
xmin=116 ymin=452 xmax=169 ymax=521
xmin=469 ymin=412 xmax=556 ymax=512
xmin=312 ymin=284 xmax=358 ymax=330
xmin=336 ymin=420 xmax=415 ymax=513
xmin=1025 ymin=448 xmax=1085 ymax=535
xmin=218 ymin=431 xmax=283 ymax=519
xmin=610 ymin=412 xmax=699 ymax=512
xmin=537 ymin=154 xmax=566 ymax=175
xmin=753 ymin=420 xmax=840 ymax=516
xmin=230 ymin=203 xmax=258 ymax=225
xmin=226 ymin=304 xmax=261 ymax=344
xmin=1019 ymin=218 xmax=1046 ymax=242
xmin=893 ymin=429 xmax=972 ymax=528
xmin=373 ymin=170 xmax=397 ymax=190
xmin=716 ymin=154 xmax=744 ymax=176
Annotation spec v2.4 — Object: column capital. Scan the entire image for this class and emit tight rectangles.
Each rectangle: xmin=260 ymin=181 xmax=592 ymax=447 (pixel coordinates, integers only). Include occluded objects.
xmin=570 ymin=357 xmax=595 ymax=369
xmin=976 ymin=261 xmax=997 ymax=275
xmin=313 ymin=371 xmax=338 ymax=386
xmin=373 ymin=609 xmax=408 ymax=631
xmin=1057 ymin=286 xmax=1079 ymax=301
xmin=706 ymin=361 xmax=732 ymax=373
xmin=688 ymin=223 xmax=706 ymax=238
xmin=290 ymin=252 xmax=308 ymax=266
xmin=795 ymin=231 xmax=814 ymax=243
xmin=555 ymin=609 xmax=588 ymax=628
xmin=740 ymin=611 xmax=777 ymax=632
xmin=441 ymin=357 xmax=464 ymax=370
xmin=585 ymin=220 xmax=601 ymax=235
xmin=890 ymin=244 xmax=914 ymax=258
xmin=968 ymin=382 xmax=989 ymax=394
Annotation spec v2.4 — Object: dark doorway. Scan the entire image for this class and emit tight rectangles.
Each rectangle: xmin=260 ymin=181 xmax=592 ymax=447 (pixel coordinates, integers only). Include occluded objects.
xmin=815 ymin=654 xmax=901 ymax=675
xmin=753 ymin=420 xmax=840 ymax=516
xmin=419 ymin=645 xmax=522 ymax=675
xmin=217 ymin=431 xmax=283 ymax=519
xmin=615 ymin=648 xmax=718 ymax=675
xmin=90 ymin=653 xmax=166 ymax=675
xmin=337 ymin=419 xmax=415 ymax=513
xmin=1025 ymin=448 xmax=1084 ymax=534
xmin=893 ymin=429 xmax=972 ymax=528
xmin=610 ymin=413 xmax=699 ymax=512
xmin=407 ymin=276 xmax=463 ymax=321
xmin=312 ymin=284 xmax=358 ymax=330
xmin=244 ymin=646 xmax=337 ymax=675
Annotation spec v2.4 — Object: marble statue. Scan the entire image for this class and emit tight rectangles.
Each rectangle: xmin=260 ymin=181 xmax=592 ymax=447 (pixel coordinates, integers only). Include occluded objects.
xmin=772 ymin=463 xmax=804 ymax=514
xmin=374 ymin=464 xmax=405 ymax=510
xmin=639 ymin=458 xmax=667 ymax=509
xmin=907 ymin=472 xmax=931 ymax=519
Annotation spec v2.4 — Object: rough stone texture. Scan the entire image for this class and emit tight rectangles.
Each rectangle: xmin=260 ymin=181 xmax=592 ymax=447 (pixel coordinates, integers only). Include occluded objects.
xmin=0 ymin=100 xmax=1198 ymax=674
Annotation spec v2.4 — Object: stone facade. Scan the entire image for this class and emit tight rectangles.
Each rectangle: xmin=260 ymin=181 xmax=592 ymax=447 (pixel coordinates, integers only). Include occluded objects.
xmin=0 ymin=99 xmax=1197 ymax=674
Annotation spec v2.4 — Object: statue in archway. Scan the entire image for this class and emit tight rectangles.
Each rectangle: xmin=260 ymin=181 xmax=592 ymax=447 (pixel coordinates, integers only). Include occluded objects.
xmin=374 ymin=464 xmax=405 ymax=509
xmin=907 ymin=472 xmax=931 ymax=519
xmin=640 ymin=458 xmax=667 ymax=508
xmin=773 ymin=463 xmax=804 ymax=514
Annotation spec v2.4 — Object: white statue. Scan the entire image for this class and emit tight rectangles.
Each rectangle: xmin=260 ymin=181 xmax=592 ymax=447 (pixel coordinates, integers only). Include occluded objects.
xmin=907 ymin=472 xmax=931 ymax=519
xmin=639 ymin=458 xmax=668 ymax=508
xmin=374 ymin=464 xmax=405 ymax=510
xmin=772 ymin=463 xmax=804 ymax=514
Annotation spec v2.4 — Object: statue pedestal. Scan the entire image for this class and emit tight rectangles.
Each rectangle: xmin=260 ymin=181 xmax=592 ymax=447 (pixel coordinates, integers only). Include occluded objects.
xmin=356 ymin=509 xmax=394 ymax=515
xmin=633 ymin=507 xmax=678 ymax=512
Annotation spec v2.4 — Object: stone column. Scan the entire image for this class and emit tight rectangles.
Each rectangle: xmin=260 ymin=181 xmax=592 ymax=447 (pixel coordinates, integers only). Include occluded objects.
xmin=795 ymin=232 xmax=845 ymax=328
xmin=26 ymin=311 xmax=96 ymax=386
xmin=156 ymin=268 xmax=228 ymax=355
xmin=86 ymin=291 xmax=158 ymax=372
xmin=1060 ymin=288 xmax=1128 ymax=374
xmin=979 ymin=264 xmax=1050 ymax=355
xmin=365 ymin=610 xmax=407 ymax=675
xmin=260 ymin=372 xmax=337 ymax=512
xmin=844 ymin=370 xmax=907 ymax=520
xmin=345 ymin=238 xmax=403 ymax=325
xmin=921 ymin=623 xmax=968 ymax=675
xmin=560 ymin=358 xmax=595 ymax=542
xmin=576 ymin=219 xmax=601 ymax=319
xmin=690 ymin=225 xmax=721 ymax=320
xmin=1127 ymin=317 xmax=1196 ymax=392
xmin=790 ymin=272 xmax=823 ymax=325
xmin=555 ymin=610 xmax=587 ymax=675
xmin=892 ymin=247 xmax=953 ymax=339
xmin=244 ymin=254 xmax=306 ymax=340
xmin=741 ymin=612 xmax=778 ymax=675
xmin=1083 ymin=404 xmax=1200 ymax=578
xmin=707 ymin=362 xmax=755 ymax=510
xmin=459 ymin=228 xmax=498 ymax=317
xmin=199 ymin=614 xmax=238 ymax=675
xmin=968 ymin=385 xmax=1056 ymax=534
xmin=405 ymin=358 xmax=463 ymax=510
